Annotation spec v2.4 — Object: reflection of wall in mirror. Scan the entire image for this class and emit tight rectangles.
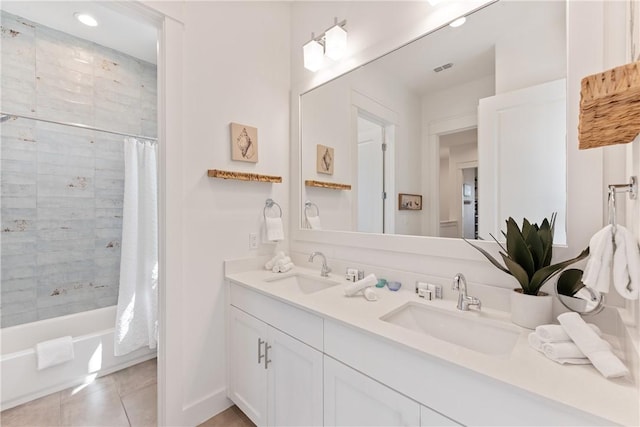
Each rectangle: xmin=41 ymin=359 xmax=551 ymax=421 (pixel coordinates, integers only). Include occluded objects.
xmin=301 ymin=69 xmax=421 ymax=234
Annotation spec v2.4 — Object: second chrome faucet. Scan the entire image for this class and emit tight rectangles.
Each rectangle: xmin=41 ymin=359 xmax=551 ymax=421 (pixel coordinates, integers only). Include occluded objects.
xmin=452 ymin=273 xmax=481 ymax=311
xmin=308 ymin=251 xmax=331 ymax=277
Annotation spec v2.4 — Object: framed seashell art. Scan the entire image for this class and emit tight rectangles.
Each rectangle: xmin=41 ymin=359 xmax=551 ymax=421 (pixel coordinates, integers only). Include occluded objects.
xmin=230 ymin=122 xmax=258 ymax=162
xmin=316 ymin=144 xmax=334 ymax=175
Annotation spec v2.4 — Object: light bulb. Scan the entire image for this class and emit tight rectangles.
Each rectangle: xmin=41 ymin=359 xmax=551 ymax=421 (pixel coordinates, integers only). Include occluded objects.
xmin=303 ymin=39 xmax=324 ymax=72
xmin=324 ymin=24 xmax=347 ymax=61
xmin=74 ymin=13 xmax=98 ymax=27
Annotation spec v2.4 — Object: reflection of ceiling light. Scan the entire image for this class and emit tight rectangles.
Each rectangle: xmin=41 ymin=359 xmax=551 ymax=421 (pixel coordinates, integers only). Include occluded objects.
xmin=449 ymin=17 xmax=466 ymax=28
xmin=74 ymin=13 xmax=98 ymax=27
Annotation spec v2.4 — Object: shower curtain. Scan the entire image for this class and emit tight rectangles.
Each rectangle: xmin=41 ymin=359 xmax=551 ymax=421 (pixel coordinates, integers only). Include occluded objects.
xmin=114 ymin=138 xmax=158 ymax=356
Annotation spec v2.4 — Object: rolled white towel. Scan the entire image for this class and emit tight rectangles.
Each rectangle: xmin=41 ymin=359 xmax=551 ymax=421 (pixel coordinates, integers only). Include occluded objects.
xmin=612 ymin=225 xmax=640 ymax=300
xmin=535 ymin=323 xmax=601 ymax=343
xmin=528 ymin=332 xmax=544 ymax=352
xmin=363 ymin=287 xmax=378 ymax=301
xmin=265 ymin=251 xmax=285 ymax=270
xmin=275 ymin=256 xmax=292 ymax=267
xmin=345 ymin=274 xmax=377 ymax=297
xmin=558 ymin=312 xmax=629 ymax=378
xmin=278 ymin=262 xmax=294 ymax=273
xmin=266 ymin=217 xmax=284 ymax=242
xmin=36 ymin=336 xmax=74 ymax=370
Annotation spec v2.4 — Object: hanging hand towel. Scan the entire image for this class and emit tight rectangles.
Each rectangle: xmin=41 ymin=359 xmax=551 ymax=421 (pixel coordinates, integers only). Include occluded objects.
xmin=266 ymin=217 xmax=284 ymax=241
xmin=36 ymin=336 xmax=74 ymax=370
xmin=307 ymin=215 xmax=322 ymax=230
xmin=558 ymin=312 xmax=629 ymax=378
xmin=583 ymin=225 xmax=613 ymax=294
xmin=612 ymin=226 xmax=640 ymax=300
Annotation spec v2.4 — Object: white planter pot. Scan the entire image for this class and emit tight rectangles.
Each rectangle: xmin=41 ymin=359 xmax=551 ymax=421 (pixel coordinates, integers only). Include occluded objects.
xmin=510 ymin=289 xmax=553 ymax=329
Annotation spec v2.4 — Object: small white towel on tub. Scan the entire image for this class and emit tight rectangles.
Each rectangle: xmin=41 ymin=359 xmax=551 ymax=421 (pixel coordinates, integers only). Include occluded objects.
xmin=36 ymin=336 xmax=74 ymax=370
xmin=266 ymin=217 xmax=284 ymax=241
xmin=558 ymin=312 xmax=629 ymax=378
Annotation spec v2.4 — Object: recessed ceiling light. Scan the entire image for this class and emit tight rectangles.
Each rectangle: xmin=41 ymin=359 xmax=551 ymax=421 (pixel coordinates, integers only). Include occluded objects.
xmin=74 ymin=13 xmax=98 ymax=27
xmin=449 ymin=17 xmax=466 ymax=28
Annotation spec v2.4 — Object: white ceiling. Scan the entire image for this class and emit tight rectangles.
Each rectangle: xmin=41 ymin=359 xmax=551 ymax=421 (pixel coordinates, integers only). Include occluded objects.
xmin=370 ymin=1 xmax=565 ymax=95
xmin=1 ymin=1 xmax=157 ymax=64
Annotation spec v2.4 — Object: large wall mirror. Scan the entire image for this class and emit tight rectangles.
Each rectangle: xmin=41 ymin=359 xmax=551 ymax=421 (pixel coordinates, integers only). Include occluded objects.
xmin=300 ymin=1 xmax=567 ymax=244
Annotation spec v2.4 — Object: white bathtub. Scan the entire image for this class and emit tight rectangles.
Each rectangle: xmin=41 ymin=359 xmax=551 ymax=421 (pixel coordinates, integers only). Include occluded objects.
xmin=1 ymin=306 xmax=156 ymax=410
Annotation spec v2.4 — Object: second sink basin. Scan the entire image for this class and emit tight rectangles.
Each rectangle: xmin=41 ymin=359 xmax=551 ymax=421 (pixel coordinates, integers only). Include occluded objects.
xmin=380 ymin=302 xmax=520 ymax=356
xmin=265 ymin=273 xmax=340 ymax=295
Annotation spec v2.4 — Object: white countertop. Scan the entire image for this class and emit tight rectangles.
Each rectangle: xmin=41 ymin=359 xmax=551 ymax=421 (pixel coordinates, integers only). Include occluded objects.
xmin=225 ymin=265 xmax=639 ymax=426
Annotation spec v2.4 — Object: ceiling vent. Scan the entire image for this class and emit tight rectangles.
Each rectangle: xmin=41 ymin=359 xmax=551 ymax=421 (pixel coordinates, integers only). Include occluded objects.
xmin=433 ymin=63 xmax=454 ymax=73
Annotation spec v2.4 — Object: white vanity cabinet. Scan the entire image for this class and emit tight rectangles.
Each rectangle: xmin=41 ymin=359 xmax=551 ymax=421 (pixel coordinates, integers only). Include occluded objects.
xmin=324 ymin=355 xmax=459 ymax=426
xmin=227 ymin=284 xmax=324 ymax=427
xmin=324 ymin=355 xmax=420 ymax=426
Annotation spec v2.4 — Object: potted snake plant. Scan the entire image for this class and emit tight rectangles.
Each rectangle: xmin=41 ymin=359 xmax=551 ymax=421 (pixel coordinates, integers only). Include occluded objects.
xmin=466 ymin=214 xmax=589 ymax=329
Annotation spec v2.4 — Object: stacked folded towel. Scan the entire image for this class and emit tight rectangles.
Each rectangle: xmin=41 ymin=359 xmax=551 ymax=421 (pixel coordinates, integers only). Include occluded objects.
xmin=528 ymin=315 xmax=630 ymax=379
xmin=558 ymin=312 xmax=629 ymax=379
xmin=265 ymin=251 xmax=294 ymax=273
xmin=528 ymin=324 xmax=600 ymax=365
xmin=583 ymin=224 xmax=639 ymax=300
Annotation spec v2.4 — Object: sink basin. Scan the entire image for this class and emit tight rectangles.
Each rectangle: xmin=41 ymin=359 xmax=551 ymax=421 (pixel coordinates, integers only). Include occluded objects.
xmin=380 ymin=303 xmax=520 ymax=356
xmin=265 ymin=273 xmax=340 ymax=295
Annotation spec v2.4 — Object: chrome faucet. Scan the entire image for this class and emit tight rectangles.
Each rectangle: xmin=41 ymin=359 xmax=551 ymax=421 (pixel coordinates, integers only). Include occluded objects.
xmin=308 ymin=251 xmax=331 ymax=277
xmin=452 ymin=273 xmax=481 ymax=311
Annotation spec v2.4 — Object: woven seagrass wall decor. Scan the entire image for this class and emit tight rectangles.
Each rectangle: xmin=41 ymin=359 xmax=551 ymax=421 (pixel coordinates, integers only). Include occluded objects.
xmin=579 ymin=61 xmax=640 ymax=149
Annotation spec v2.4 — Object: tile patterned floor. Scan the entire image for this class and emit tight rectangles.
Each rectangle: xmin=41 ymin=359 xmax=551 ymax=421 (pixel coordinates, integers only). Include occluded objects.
xmin=1 ymin=358 xmax=157 ymax=427
xmin=1 ymin=357 xmax=255 ymax=427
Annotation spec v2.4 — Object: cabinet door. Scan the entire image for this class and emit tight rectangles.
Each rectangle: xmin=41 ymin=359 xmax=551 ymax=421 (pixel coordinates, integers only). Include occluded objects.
xmin=421 ymin=405 xmax=461 ymax=426
xmin=267 ymin=327 xmax=323 ymax=427
xmin=228 ymin=306 xmax=268 ymax=426
xmin=324 ymin=356 xmax=420 ymax=426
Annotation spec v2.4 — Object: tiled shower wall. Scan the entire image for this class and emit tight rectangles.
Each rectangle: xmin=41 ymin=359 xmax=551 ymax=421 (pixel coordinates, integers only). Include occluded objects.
xmin=0 ymin=12 xmax=157 ymax=327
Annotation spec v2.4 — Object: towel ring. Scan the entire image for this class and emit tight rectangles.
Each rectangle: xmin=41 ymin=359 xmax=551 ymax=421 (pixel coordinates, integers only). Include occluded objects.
xmin=304 ymin=200 xmax=320 ymax=220
xmin=264 ymin=198 xmax=282 ymax=221
xmin=608 ymin=176 xmax=637 ymax=234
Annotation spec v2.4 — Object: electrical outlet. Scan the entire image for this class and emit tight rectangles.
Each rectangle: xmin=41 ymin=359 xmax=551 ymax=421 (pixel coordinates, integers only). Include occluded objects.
xmin=249 ymin=233 xmax=258 ymax=249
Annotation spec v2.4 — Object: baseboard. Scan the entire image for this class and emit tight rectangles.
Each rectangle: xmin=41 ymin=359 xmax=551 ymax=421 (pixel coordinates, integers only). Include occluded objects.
xmin=183 ymin=386 xmax=233 ymax=427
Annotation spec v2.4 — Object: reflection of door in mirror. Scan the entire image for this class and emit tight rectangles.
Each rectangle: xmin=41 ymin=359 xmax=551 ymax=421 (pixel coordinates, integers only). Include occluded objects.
xmin=438 ymin=129 xmax=478 ymax=238
xmin=357 ymin=115 xmax=385 ymax=233
xmin=356 ymin=112 xmax=396 ymax=234
xmin=461 ymin=167 xmax=478 ymax=239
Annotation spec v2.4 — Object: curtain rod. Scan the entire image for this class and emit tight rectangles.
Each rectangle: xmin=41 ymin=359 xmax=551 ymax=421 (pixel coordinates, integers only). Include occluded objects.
xmin=0 ymin=111 xmax=158 ymax=141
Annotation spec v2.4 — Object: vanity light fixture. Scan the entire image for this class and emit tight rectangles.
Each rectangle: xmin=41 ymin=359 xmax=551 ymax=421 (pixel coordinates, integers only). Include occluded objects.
xmin=303 ymin=36 xmax=325 ymax=72
xmin=74 ymin=12 xmax=98 ymax=27
xmin=449 ymin=17 xmax=466 ymax=28
xmin=303 ymin=18 xmax=348 ymax=72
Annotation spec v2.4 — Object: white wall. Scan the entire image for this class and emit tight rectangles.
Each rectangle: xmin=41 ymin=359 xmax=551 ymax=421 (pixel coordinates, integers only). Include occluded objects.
xmin=300 ymin=65 xmax=421 ymax=233
xmin=143 ymin=1 xmax=291 ymax=425
xmin=494 ymin=4 xmax=566 ymax=94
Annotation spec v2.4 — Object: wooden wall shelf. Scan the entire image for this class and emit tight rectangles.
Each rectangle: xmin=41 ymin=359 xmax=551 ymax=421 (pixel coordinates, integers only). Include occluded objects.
xmin=305 ymin=180 xmax=351 ymax=190
xmin=207 ymin=169 xmax=282 ymax=183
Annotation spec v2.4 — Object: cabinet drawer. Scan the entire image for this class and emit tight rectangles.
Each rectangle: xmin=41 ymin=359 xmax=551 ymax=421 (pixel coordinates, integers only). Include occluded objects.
xmin=229 ymin=282 xmax=323 ymax=351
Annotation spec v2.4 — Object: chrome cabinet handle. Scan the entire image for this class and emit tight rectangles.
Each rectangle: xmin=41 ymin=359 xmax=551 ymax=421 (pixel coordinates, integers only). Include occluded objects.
xmin=264 ymin=343 xmax=272 ymax=369
xmin=258 ymin=338 xmax=265 ymax=364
